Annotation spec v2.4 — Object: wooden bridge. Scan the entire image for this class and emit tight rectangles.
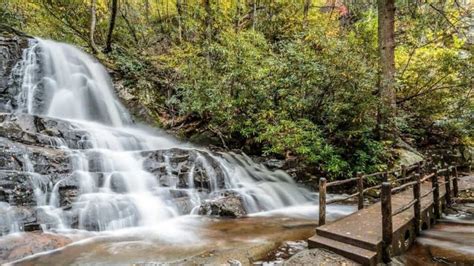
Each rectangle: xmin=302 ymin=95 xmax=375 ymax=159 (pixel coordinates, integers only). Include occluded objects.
xmin=308 ymin=163 xmax=472 ymax=265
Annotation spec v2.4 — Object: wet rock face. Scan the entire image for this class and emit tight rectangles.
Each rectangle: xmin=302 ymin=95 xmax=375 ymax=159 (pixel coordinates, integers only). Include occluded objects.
xmin=0 ymin=232 xmax=72 ymax=264
xmin=199 ymin=193 xmax=247 ymax=218
xmin=0 ymin=138 xmax=71 ymax=174
xmin=0 ymin=113 xmax=247 ymax=232
xmin=0 ymin=171 xmax=45 ymax=207
xmin=0 ymin=29 xmax=29 ymax=112
xmin=141 ymin=148 xmax=226 ymax=191
xmin=0 ymin=111 xmax=244 ymax=226
xmin=0 ymin=113 xmax=92 ymax=149
xmin=0 ymin=203 xmax=36 ymax=235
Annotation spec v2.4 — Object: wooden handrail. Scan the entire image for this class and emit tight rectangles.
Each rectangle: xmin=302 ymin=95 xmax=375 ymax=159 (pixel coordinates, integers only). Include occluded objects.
xmin=326 ymin=192 xmax=360 ymax=205
xmin=363 ymin=171 xmax=385 ymax=179
xmin=317 ymin=161 xmax=464 ymax=262
xmin=392 ymin=199 xmax=417 ymax=216
xmin=363 ymin=183 xmax=382 ymax=193
xmin=420 ymin=172 xmax=434 ymax=183
xmin=319 ymin=178 xmax=327 ymax=226
xmin=394 ymin=174 xmax=414 ymax=183
xmin=431 ymin=170 xmax=441 ymax=219
xmin=413 ymin=174 xmax=421 ymax=236
xmin=326 ymin=176 xmax=359 ymax=187
xmin=391 ymin=180 xmax=417 ymax=193
xmin=445 ymin=170 xmax=452 ymax=208
xmin=420 ymin=187 xmax=436 ymax=199
xmin=325 ymin=161 xmax=423 ymax=189
xmin=357 ymin=172 xmax=364 ymax=210
xmin=381 ymin=182 xmax=392 ymax=263
xmin=317 ymin=161 xmax=426 ymax=228
xmin=453 ymin=166 xmax=459 ymax=197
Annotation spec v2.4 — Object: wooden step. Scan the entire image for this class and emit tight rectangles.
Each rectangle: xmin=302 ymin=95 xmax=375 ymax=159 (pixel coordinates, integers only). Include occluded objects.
xmin=308 ymin=234 xmax=378 ymax=266
xmin=316 ymin=227 xmax=380 ymax=252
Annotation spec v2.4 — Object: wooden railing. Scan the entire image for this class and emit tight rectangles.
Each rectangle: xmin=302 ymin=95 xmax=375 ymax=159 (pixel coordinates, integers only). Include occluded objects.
xmin=318 ymin=161 xmax=422 ymax=226
xmin=380 ymin=165 xmax=459 ymax=262
xmin=317 ymin=163 xmax=463 ymax=263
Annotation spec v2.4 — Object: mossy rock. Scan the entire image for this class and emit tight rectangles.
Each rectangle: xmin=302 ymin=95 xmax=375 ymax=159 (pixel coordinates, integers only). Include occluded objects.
xmin=394 ymin=148 xmax=424 ymax=167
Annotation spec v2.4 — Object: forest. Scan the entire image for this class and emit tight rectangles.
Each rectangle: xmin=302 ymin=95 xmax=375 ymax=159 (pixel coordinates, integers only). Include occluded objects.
xmin=2 ymin=0 xmax=471 ymax=180
xmin=0 ymin=0 xmax=473 ymax=265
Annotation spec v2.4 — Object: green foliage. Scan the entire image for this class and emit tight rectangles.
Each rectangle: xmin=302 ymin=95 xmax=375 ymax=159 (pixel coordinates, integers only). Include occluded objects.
xmin=2 ymin=0 xmax=472 ymax=178
xmin=161 ymin=20 xmax=387 ymax=178
xmin=257 ymin=119 xmax=348 ymax=174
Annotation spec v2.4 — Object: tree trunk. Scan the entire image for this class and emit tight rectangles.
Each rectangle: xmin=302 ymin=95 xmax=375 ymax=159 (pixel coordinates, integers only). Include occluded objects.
xmin=120 ymin=4 xmax=139 ymax=45
xmin=144 ymin=0 xmax=150 ymax=23
xmin=89 ymin=0 xmax=99 ymax=54
xmin=176 ymin=0 xmax=183 ymax=42
xmin=377 ymin=0 xmax=396 ymax=139
xmin=104 ymin=0 xmax=118 ymax=53
xmin=234 ymin=0 xmax=241 ymax=32
xmin=203 ymin=0 xmax=212 ymax=41
xmin=303 ymin=0 xmax=311 ymax=28
xmin=252 ymin=0 xmax=257 ymax=29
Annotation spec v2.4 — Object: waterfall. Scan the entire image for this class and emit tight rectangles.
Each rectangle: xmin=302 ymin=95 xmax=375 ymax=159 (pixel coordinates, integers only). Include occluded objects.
xmin=17 ymin=39 xmax=129 ymax=125
xmin=3 ymin=38 xmax=318 ymax=234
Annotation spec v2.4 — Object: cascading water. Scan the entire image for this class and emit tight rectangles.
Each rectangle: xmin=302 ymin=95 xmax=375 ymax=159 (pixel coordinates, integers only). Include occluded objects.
xmin=1 ymin=38 xmax=324 ymax=235
xmin=18 ymin=39 xmax=129 ymax=126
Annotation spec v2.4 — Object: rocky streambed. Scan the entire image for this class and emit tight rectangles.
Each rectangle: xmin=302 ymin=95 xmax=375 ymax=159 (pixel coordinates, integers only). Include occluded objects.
xmin=394 ymin=203 xmax=474 ymax=265
xmin=2 ymin=216 xmax=316 ymax=265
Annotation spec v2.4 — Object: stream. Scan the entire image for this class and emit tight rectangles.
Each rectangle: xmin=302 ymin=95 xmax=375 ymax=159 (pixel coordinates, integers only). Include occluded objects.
xmin=399 ymin=206 xmax=474 ymax=266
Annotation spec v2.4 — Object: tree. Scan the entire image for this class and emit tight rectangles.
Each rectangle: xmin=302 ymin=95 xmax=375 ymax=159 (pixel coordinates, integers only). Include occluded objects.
xmin=203 ymin=0 xmax=212 ymax=40
xmin=144 ymin=0 xmax=150 ymax=23
xmin=89 ymin=0 xmax=99 ymax=54
xmin=303 ymin=0 xmax=311 ymax=28
xmin=176 ymin=0 xmax=183 ymax=42
xmin=252 ymin=0 xmax=257 ymax=29
xmin=234 ymin=0 xmax=241 ymax=32
xmin=377 ymin=0 xmax=396 ymax=139
xmin=104 ymin=0 xmax=118 ymax=53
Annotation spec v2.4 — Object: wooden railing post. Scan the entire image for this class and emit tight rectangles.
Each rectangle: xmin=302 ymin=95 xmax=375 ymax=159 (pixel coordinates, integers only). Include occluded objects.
xmin=431 ymin=169 xmax=440 ymax=219
xmin=417 ymin=161 xmax=422 ymax=175
xmin=413 ymin=173 xmax=421 ymax=236
xmin=401 ymin=164 xmax=407 ymax=181
xmin=319 ymin=178 xmax=327 ymax=226
xmin=445 ymin=168 xmax=452 ymax=208
xmin=453 ymin=166 xmax=459 ymax=198
xmin=357 ymin=172 xmax=364 ymax=210
xmin=381 ymin=182 xmax=392 ymax=263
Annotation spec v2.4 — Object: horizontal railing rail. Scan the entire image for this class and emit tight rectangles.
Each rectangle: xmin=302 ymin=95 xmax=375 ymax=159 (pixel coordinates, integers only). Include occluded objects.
xmin=379 ymin=165 xmax=462 ymax=263
xmin=318 ymin=160 xmax=427 ymax=226
xmin=317 ymin=161 xmax=465 ymax=263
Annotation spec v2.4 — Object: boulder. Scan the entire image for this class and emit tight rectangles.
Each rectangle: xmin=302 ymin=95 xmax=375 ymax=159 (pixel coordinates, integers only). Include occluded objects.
xmin=395 ymin=148 xmax=424 ymax=167
xmin=0 ymin=203 xmax=36 ymax=235
xmin=283 ymin=248 xmax=358 ymax=266
xmin=141 ymin=148 xmax=226 ymax=190
xmin=55 ymin=172 xmax=104 ymax=209
xmin=198 ymin=193 xmax=246 ymax=218
xmin=0 ymin=171 xmax=49 ymax=207
xmin=188 ymin=131 xmax=221 ymax=147
xmin=0 ymin=137 xmax=71 ymax=175
xmin=0 ymin=231 xmax=72 ymax=264
xmin=174 ymin=197 xmax=195 ymax=215
xmin=0 ymin=113 xmax=92 ymax=149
